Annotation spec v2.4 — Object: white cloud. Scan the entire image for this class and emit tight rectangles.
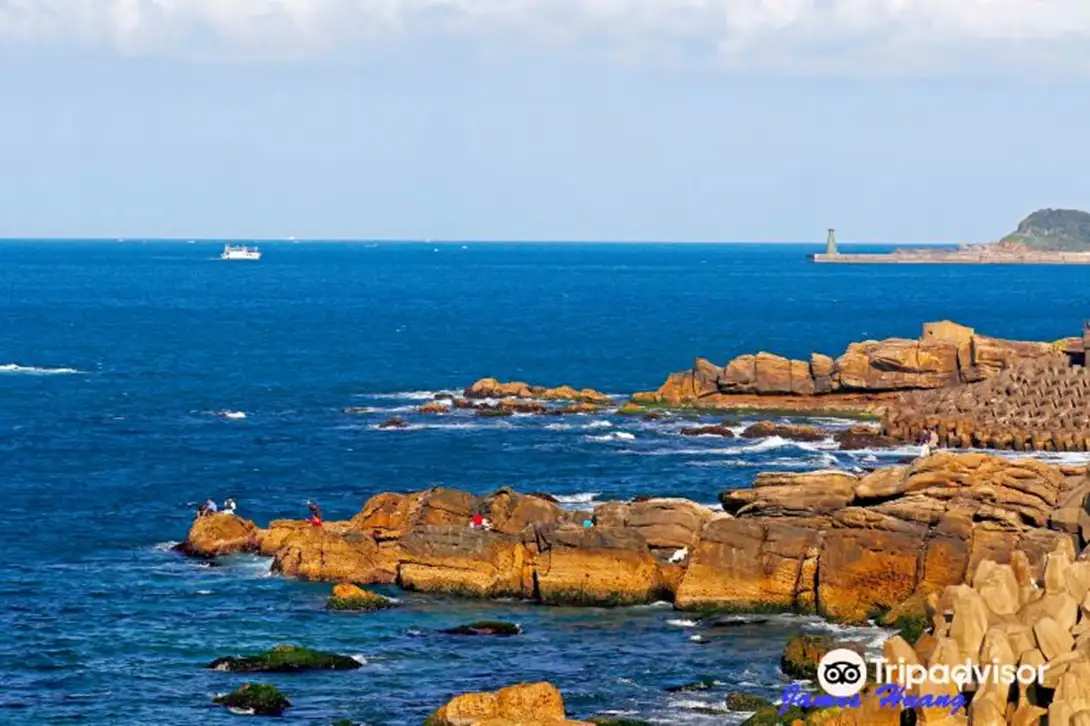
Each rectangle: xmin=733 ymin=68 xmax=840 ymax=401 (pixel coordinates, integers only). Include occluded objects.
xmin=1 ymin=0 xmax=1089 ymax=74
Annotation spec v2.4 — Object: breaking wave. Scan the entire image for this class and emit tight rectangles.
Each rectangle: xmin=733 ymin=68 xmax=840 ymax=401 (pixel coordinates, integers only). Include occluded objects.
xmin=0 ymin=363 xmax=83 ymax=375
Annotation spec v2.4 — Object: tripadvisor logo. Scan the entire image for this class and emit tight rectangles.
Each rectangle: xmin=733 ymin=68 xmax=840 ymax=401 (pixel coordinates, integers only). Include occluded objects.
xmin=778 ymin=648 xmax=1049 ymax=716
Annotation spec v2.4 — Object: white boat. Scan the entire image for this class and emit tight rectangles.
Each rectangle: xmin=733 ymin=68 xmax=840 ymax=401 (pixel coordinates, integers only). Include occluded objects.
xmin=220 ymin=244 xmax=262 ymax=261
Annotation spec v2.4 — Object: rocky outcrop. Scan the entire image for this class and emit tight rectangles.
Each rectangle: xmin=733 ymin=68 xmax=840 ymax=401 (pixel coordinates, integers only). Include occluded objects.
xmin=424 ymin=682 xmax=592 ymax=726
xmin=636 ymin=321 xmax=1063 ymax=413
xmin=886 ymin=355 xmax=1090 ymax=452
xmin=690 ymin=452 xmax=1088 ymax=621
xmin=178 ymin=453 xmax=1089 ymax=624
xmin=463 ymin=378 xmax=611 ymax=405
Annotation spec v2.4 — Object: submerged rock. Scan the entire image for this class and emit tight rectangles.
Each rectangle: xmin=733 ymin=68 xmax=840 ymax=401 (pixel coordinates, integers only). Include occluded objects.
xmin=207 ymin=645 xmax=361 ymax=673
xmin=724 ymin=693 xmax=772 ymax=711
xmin=378 ymin=417 xmax=409 ymax=429
xmin=213 ymin=683 xmax=291 ymax=717
xmin=780 ymin=634 xmax=833 ymax=680
xmin=741 ymin=422 xmax=825 ymax=442
xmin=326 ymin=583 xmax=394 ymax=611
xmin=439 ymin=621 xmax=522 ymax=636
xmin=679 ymin=425 xmax=735 ymax=438
xmin=665 ymin=676 xmax=717 ymax=692
xmin=696 ymin=614 xmax=771 ymax=629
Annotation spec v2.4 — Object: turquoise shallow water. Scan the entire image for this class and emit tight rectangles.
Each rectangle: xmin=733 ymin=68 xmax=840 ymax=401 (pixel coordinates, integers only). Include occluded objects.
xmin=2 ymin=240 xmax=1089 ymax=725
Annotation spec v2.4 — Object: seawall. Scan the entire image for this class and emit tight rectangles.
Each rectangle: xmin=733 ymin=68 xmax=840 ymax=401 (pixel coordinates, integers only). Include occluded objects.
xmin=810 ymin=252 xmax=1090 ymax=264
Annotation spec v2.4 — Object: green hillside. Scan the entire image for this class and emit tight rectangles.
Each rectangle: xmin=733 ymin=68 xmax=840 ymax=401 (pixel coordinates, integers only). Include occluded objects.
xmin=1000 ymin=208 xmax=1090 ymax=251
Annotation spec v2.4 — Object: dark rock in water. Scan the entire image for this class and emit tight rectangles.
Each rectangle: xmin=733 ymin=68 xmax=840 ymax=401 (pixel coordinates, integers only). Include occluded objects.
xmin=343 ymin=407 xmax=370 ymax=415
xmin=378 ymin=417 xmax=409 ymax=429
xmin=697 ymin=614 xmax=771 ymax=629
xmin=439 ymin=621 xmax=521 ymax=636
xmin=665 ymin=676 xmax=717 ymax=692
xmin=740 ymin=705 xmax=806 ymax=725
xmin=741 ymin=422 xmax=825 ymax=442
xmin=207 ymin=645 xmax=361 ymax=673
xmin=834 ymin=425 xmax=897 ymax=450
xmin=525 ymin=491 xmax=560 ymax=503
xmin=213 ymin=683 xmax=291 ymax=716
xmin=642 ymin=411 xmax=666 ymax=421
xmin=475 ymin=408 xmax=514 ymax=417
xmin=679 ymin=425 xmax=735 ymax=438
xmin=724 ymin=693 xmax=772 ymax=711
xmin=780 ymin=634 xmax=834 ymax=680
xmin=589 ymin=719 xmax=654 ymax=726
xmin=331 ymin=720 xmax=357 ymax=726
xmin=433 ymin=392 xmax=454 ymax=400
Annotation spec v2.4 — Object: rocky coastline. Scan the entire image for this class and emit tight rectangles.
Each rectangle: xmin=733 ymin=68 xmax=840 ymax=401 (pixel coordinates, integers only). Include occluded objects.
xmin=631 ymin=320 xmax=1068 ymax=416
xmin=179 ymin=451 xmax=1089 ymax=628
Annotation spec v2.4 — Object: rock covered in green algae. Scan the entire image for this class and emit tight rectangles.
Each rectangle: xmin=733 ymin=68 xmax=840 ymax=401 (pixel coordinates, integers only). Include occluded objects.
xmin=213 ymin=683 xmax=292 ymax=716
xmin=740 ymin=706 xmax=806 ymax=725
xmin=207 ymin=645 xmax=361 ymax=673
xmin=725 ymin=693 xmax=773 ymax=711
xmin=326 ymin=583 xmax=394 ymax=611
xmin=438 ymin=620 xmax=521 ymax=636
xmin=779 ymin=634 xmax=833 ymax=681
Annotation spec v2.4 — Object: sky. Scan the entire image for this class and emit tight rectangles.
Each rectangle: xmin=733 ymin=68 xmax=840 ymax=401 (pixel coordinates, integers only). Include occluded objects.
xmin=1 ymin=1 xmax=1089 ymax=242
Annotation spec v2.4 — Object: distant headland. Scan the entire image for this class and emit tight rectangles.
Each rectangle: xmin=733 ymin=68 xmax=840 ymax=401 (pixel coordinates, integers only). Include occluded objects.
xmin=811 ymin=208 xmax=1090 ymax=264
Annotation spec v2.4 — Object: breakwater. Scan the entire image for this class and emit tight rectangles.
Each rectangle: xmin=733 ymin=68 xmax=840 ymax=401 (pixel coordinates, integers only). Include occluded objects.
xmin=810 ymin=251 xmax=1090 ymax=264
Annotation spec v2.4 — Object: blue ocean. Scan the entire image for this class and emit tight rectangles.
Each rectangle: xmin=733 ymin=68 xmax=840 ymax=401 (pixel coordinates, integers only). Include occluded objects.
xmin=2 ymin=241 xmax=1087 ymax=725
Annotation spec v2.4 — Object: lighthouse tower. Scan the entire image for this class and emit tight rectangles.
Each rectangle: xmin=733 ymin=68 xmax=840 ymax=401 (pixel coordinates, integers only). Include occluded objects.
xmin=825 ymin=228 xmax=839 ymax=256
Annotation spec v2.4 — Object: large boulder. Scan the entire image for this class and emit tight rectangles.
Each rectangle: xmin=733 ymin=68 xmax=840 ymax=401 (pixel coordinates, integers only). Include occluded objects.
xmin=176 ymin=513 xmax=259 ymax=558
xmin=532 ymin=525 xmax=663 ymax=605
xmin=398 ymin=526 xmax=531 ymax=598
xmin=271 ymin=527 xmax=396 ymax=584
xmin=424 ymin=682 xmax=593 ymax=726
xmin=593 ymin=498 xmax=714 ymax=551
xmin=676 ymin=518 xmax=822 ymax=612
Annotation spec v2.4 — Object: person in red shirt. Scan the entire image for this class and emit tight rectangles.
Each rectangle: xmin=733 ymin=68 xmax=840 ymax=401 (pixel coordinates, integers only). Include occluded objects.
xmin=307 ymin=501 xmax=323 ymax=528
xmin=470 ymin=514 xmax=483 ymax=529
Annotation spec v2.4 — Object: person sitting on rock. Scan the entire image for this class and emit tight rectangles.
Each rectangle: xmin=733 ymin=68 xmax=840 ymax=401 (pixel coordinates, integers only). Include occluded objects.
xmin=928 ymin=429 xmax=940 ymax=450
xmin=204 ymin=499 xmax=219 ymax=515
xmin=197 ymin=501 xmax=209 ymax=518
xmin=919 ymin=430 xmax=932 ymax=458
xmin=223 ymin=498 xmax=237 ymax=515
xmin=668 ymin=547 xmax=689 ymax=564
xmin=481 ymin=517 xmax=493 ymax=531
xmin=470 ymin=513 xmax=484 ymax=530
xmin=307 ymin=501 xmax=323 ymax=528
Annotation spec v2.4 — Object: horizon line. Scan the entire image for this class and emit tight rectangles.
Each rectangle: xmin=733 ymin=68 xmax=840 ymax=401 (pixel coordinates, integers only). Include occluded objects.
xmin=0 ymin=237 xmax=966 ymax=245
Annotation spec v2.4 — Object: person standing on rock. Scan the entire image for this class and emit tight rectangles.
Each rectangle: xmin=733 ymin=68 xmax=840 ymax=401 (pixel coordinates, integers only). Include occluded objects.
xmin=928 ymin=429 xmax=940 ymax=451
xmin=223 ymin=498 xmax=237 ymax=516
xmin=306 ymin=501 xmax=323 ymax=528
